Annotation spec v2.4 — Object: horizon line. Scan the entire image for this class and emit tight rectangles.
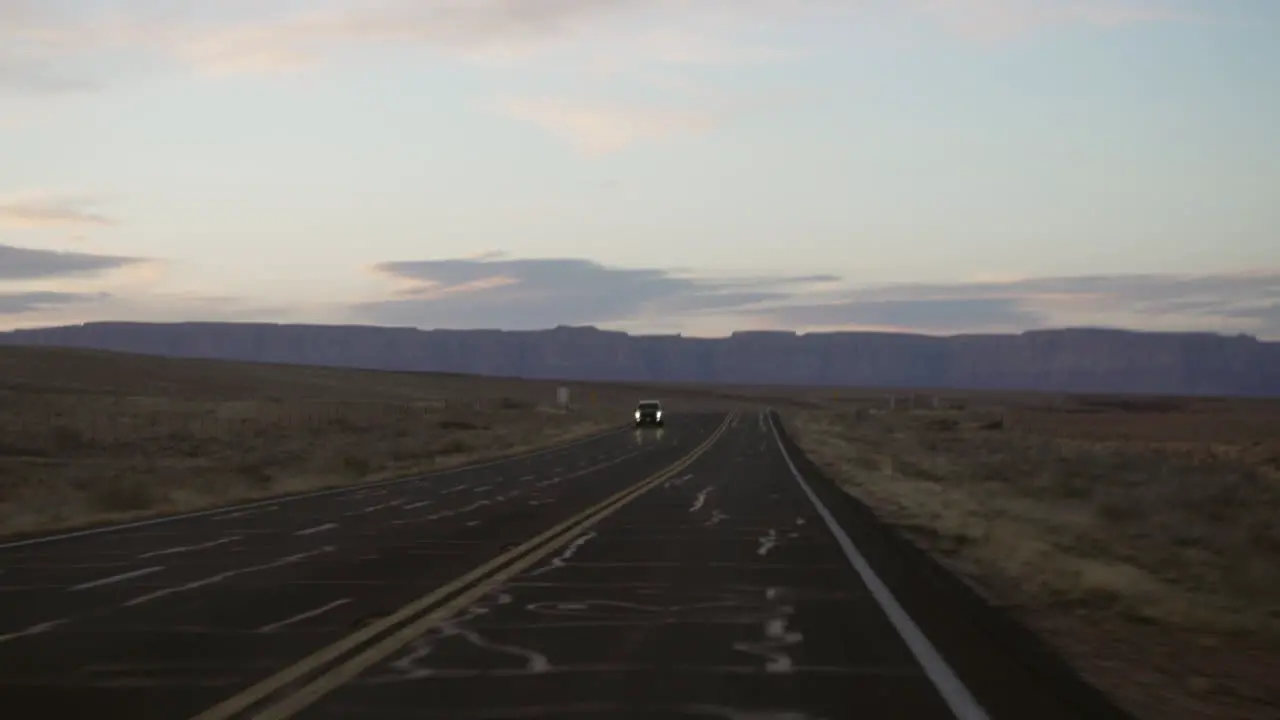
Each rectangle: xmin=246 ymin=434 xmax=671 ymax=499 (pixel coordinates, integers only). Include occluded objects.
xmin=0 ymin=319 xmax=1268 ymax=343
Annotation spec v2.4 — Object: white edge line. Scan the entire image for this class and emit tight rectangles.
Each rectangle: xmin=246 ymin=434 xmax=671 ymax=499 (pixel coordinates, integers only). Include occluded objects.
xmin=0 ymin=424 xmax=630 ymax=550
xmin=765 ymin=409 xmax=991 ymax=720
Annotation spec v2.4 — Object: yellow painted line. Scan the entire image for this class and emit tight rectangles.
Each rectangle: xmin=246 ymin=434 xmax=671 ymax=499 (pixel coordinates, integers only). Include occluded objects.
xmin=253 ymin=413 xmax=733 ymax=719
xmin=191 ymin=413 xmax=733 ymax=720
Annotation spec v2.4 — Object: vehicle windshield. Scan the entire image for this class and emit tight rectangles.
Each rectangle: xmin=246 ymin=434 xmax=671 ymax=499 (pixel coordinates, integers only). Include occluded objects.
xmin=637 ymin=402 xmax=660 ymax=411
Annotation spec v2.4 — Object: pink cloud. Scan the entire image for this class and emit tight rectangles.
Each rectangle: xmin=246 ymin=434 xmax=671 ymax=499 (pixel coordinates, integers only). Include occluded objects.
xmin=0 ymin=1 xmax=1200 ymax=90
xmin=0 ymin=193 xmax=116 ymax=228
xmin=500 ymin=96 xmax=725 ymax=154
xmin=916 ymin=0 xmax=1195 ymax=40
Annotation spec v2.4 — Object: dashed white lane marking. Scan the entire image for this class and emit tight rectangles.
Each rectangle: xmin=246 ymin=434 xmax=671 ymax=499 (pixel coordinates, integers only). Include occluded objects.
xmin=758 ymin=530 xmax=779 ymax=556
xmin=690 ymin=487 xmax=713 ymax=512
xmin=124 ymin=546 xmax=334 ymax=607
xmin=441 ymin=486 xmax=468 ymax=495
xmin=295 ymin=523 xmax=338 ymax=536
xmin=536 ymin=449 xmax=646 ymax=491
xmin=139 ymin=536 xmax=241 ymax=559
xmin=663 ymin=473 xmax=693 ymax=488
xmin=402 ymin=499 xmax=433 ymax=510
xmin=767 ymin=410 xmax=990 ymax=720
xmin=257 ymin=599 xmax=351 ymax=632
xmin=761 ymin=618 xmax=802 ymax=673
xmin=213 ymin=506 xmax=278 ymax=521
xmin=345 ymin=500 xmax=404 ymax=516
xmin=0 ymin=619 xmax=67 ymax=644
xmin=426 ymin=496 xmax=506 ymax=520
xmin=471 ymin=486 xmax=491 ymax=493
xmin=518 ymin=475 xmax=536 ymax=482
xmin=70 ymin=566 xmax=165 ymax=591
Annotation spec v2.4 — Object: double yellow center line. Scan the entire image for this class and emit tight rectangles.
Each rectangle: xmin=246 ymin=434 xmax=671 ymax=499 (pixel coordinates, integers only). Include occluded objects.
xmin=193 ymin=412 xmax=735 ymax=720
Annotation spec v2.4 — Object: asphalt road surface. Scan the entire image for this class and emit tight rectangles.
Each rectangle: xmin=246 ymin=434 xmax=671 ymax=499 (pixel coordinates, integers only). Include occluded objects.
xmin=0 ymin=411 xmax=1122 ymax=720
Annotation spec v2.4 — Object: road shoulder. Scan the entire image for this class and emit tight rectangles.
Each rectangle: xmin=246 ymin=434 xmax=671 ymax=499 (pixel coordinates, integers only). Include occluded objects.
xmin=770 ymin=409 xmax=1136 ymax=720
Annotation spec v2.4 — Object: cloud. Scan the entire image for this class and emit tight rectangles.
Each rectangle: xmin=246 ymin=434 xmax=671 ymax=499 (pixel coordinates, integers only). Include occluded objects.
xmin=0 ymin=50 xmax=97 ymax=95
xmin=501 ymin=97 xmax=725 ymax=154
xmin=357 ymin=255 xmax=836 ymax=330
xmin=1221 ymin=303 xmax=1280 ymax=339
xmin=0 ymin=288 xmax=323 ymax=329
xmin=170 ymin=0 xmax=845 ymax=74
xmin=0 ymin=194 xmax=117 ymax=228
xmin=69 ymin=292 xmax=302 ymax=324
xmin=916 ymin=0 xmax=1196 ymax=40
xmin=3 ymin=0 xmax=670 ymax=80
xmin=0 ymin=1 xmax=100 ymax=95
xmin=0 ymin=0 xmax=1197 ymax=91
xmin=0 ymin=242 xmax=142 ymax=281
xmin=0 ymin=290 xmax=108 ymax=315
xmin=358 ymin=260 xmax=1280 ymax=338
xmin=0 ymin=238 xmax=324 ymax=330
xmin=5 ymin=255 xmax=1275 ymax=340
xmin=169 ymin=1 xmax=852 ymax=83
xmin=755 ymin=271 xmax=1280 ymax=337
xmin=0 ymin=0 xmax=809 ymax=95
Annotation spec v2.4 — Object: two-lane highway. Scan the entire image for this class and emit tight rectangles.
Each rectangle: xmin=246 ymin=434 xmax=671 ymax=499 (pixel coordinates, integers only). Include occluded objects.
xmin=0 ymin=415 xmax=725 ymax=718
xmin=235 ymin=410 xmax=974 ymax=720
xmin=1 ymin=410 xmax=1128 ymax=719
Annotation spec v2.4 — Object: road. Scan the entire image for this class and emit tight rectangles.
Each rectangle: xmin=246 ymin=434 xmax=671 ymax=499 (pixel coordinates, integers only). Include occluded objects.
xmin=0 ymin=410 xmax=1128 ymax=719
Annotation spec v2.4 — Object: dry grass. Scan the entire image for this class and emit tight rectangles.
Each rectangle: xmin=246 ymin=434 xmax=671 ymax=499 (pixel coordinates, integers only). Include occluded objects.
xmin=0 ymin=346 xmax=755 ymax=537
xmin=786 ymin=394 xmax=1280 ymax=720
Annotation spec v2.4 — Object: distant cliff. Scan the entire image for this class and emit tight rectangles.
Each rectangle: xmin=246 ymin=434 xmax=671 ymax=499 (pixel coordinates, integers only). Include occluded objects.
xmin=1 ymin=322 xmax=1276 ymax=396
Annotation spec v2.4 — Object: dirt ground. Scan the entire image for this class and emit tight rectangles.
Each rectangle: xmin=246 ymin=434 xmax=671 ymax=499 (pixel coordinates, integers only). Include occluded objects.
xmin=785 ymin=391 xmax=1280 ymax=720
xmin=0 ymin=346 xmax=754 ymax=536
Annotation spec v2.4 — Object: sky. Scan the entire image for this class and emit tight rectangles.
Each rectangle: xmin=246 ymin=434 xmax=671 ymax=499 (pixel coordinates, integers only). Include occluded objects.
xmin=2 ymin=0 xmax=1278 ymax=338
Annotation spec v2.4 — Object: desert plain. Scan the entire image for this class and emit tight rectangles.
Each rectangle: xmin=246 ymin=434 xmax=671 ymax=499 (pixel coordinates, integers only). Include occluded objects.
xmin=0 ymin=345 xmax=1276 ymax=719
